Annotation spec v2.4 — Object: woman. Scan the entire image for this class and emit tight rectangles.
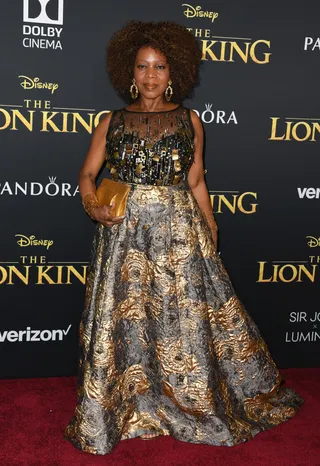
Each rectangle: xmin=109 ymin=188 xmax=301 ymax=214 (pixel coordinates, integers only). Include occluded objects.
xmin=64 ymin=21 xmax=303 ymax=455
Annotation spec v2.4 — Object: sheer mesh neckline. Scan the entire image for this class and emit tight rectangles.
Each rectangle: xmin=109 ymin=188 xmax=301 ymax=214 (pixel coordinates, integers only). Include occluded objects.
xmin=106 ymin=105 xmax=195 ymax=185
xmin=123 ymin=105 xmax=181 ymax=114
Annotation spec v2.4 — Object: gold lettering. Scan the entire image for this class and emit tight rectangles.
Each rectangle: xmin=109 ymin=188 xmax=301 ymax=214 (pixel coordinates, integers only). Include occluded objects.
xmin=278 ymin=264 xmax=298 ymax=283
xmin=257 ymin=262 xmax=275 ymax=282
xmin=288 ymin=121 xmax=320 ymax=142
xmin=19 ymin=76 xmax=58 ymax=94
xmin=71 ymin=113 xmax=94 ymax=134
xmin=284 ymin=122 xmax=293 ymax=140
xmin=257 ymin=262 xmax=317 ymax=283
xmin=269 ymin=117 xmax=286 ymax=140
xmin=34 ymin=100 xmax=42 ymax=109
xmin=36 ymin=265 xmax=55 ymax=284
xmin=237 ymin=192 xmax=258 ymax=214
xmin=66 ymin=266 xmax=87 ymax=284
xmin=270 ymin=118 xmax=319 ymax=142
xmin=0 ymin=263 xmax=87 ymax=285
xmin=311 ymin=122 xmax=320 ymax=141
xmin=24 ymin=99 xmax=32 ymax=108
xmin=36 ymin=265 xmax=87 ymax=284
xmin=62 ymin=112 xmax=69 ymax=132
xmin=0 ymin=266 xmax=8 ymax=285
xmin=209 ymin=192 xmax=258 ymax=214
xmin=215 ymin=194 xmax=237 ymax=214
xmin=201 ymin=40 xmax=219 ymax=61
xmin=0 ymin=266 xmax=30 ymax=285
xmin=219 ymin=41 xmax=227 ymax=62
xmin=297 ymin=265 xmax=317 ymax=282
xmin=11 ymin=110 xmax=34 ymax=131
xmin=0 ymin=108 xmax=11 ymax=130
xmin=41 ymin=112 xmax=61 ymax=132
xmin=309 ymin=256 xmax=320 ymax=263
xmin=292 ymin=121 xmax=311 ymax=142
xmin=56 ymin=265 xmax=63 ymax=284
xmin=182 ymin=4 xmax=218 ymax=23
xmin=250 ymin=40 xmax=271 ymax=64
xmin=94 ymin=111 xmax=109 ymax=128
xmin=199 ymin=38 xmax=271 ymax=64
xmin=229 ymin=41 xmax=250 ymax=63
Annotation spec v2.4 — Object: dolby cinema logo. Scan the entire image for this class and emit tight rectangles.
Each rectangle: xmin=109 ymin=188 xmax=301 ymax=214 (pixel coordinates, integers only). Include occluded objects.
xmin=22 ymin=0 xmax=64 ymax=50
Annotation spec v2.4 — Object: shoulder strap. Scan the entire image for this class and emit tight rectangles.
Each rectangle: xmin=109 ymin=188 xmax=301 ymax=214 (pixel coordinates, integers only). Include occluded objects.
xmin=106 ymin=109 xmax=120 ymax=140
xmin=184 ymin=107 xmax=195 ymax=139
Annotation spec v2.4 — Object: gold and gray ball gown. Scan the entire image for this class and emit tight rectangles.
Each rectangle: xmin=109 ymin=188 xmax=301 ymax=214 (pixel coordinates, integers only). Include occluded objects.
xmin=64 ymin=106 xmax=303 ymax=455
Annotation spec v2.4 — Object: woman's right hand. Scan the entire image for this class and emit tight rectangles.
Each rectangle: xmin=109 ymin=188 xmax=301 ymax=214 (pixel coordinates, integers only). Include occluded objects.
xmin=91 ymin=202 xmax=126 ymax=227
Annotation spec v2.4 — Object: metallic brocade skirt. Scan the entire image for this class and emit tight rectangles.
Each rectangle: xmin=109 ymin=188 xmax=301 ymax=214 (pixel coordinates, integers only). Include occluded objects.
xmin=64 ymin=182 xmax=304 ymax=455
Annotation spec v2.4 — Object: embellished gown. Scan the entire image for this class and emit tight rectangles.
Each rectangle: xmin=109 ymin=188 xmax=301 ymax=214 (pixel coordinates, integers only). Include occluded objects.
xmin=64 ymin=105 xmax=304 ymax=455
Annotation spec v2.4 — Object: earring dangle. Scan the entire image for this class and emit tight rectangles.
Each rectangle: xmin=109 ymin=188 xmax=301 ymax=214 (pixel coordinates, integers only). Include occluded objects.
xmin=165 ymin=79 xmax=173 ymax=101
xmin=130 ymin=78 xmax=139 ymax=99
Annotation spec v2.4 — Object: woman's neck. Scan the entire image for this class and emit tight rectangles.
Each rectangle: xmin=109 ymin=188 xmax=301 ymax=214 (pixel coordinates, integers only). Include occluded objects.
xmin=126 ymin=97 xmax=178 ymax=113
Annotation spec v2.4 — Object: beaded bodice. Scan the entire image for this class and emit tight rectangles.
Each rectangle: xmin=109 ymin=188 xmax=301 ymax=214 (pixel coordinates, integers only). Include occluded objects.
xmin=105 ymin=106 xmax=195 ymax=186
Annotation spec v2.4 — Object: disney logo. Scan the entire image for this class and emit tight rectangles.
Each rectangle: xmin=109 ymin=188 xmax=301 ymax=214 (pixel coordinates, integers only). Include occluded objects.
xmin=15 ymin=234 xmax=54 ymax=250
xmin=18 ymin=75 xmax=59 ymax=94
xmin=182 ymin=4 xmax=219 ymax=22
xmin=306 ymin=236 xmax=320 ymax=248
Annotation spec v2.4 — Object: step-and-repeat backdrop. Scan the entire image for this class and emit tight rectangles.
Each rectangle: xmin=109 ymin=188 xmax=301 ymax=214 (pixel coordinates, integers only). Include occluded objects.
xmin=0 ymin=1 xmax=319 ymax=378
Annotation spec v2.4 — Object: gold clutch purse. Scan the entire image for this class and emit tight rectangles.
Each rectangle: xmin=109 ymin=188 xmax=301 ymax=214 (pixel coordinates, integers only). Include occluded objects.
xmin=96 ymin=178 xmax=131 ymax=217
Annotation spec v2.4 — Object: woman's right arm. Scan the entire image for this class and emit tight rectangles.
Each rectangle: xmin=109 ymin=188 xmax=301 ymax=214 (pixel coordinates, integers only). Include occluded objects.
xmin=79 ymin=112 xmax=125 ymax=227
xmin=79 ymin=112 xmax=112 ymax=198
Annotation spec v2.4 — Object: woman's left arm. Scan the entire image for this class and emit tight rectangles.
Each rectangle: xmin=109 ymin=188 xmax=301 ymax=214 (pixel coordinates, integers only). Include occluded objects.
xmin=187 ymin=109 xmax=218 ymax=252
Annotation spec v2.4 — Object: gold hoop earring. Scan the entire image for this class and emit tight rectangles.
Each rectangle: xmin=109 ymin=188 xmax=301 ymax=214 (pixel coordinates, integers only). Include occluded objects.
xmin=165 ymin=79 xmax=173 ymax=102
xmin=130 ymin=78 xmax=139 ymax=99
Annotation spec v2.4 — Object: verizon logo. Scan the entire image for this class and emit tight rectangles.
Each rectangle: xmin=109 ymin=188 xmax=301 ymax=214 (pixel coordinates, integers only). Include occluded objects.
xmin=297 ymin=188 xmax=320 ymax=199
xmin=0 ymin=324 xmax=71 ymax=342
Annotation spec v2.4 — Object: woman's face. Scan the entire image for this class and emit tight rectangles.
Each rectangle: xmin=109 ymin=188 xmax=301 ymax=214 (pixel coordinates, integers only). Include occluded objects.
xmin=133 ymin=46 xmax=170 ymax=100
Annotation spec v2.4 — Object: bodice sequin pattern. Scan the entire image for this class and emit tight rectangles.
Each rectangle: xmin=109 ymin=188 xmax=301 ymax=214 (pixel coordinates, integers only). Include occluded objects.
xmin=105 ymin=106 xmax=195 ymax=186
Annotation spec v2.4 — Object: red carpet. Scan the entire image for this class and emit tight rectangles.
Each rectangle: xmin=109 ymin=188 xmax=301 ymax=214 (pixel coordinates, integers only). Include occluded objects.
xmin=0 ymin=369 xmax=319 ymax=466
